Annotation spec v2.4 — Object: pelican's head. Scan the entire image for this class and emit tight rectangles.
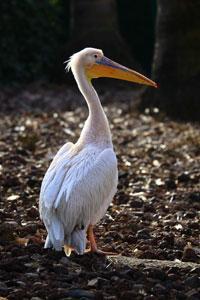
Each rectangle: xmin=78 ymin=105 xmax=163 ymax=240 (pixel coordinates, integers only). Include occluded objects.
xmin=66 ymin=47 xmax=157 ymax=88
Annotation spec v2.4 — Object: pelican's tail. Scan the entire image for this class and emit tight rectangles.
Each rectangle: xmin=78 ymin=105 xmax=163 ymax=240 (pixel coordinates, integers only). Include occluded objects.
xmin=45 ymin=215 xmax=64 ymax=251
xmin=64 ymin=228 xmax=87 ymax=256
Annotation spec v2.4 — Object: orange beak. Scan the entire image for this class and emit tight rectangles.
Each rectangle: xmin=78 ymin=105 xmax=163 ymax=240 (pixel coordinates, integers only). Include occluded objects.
xmin=86 ymin=56 xmax=157 ymax=88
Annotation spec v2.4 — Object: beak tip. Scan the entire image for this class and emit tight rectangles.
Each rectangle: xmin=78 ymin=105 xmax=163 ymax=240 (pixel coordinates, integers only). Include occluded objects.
xmin=154 ymin=82 xmax=158 ymax=89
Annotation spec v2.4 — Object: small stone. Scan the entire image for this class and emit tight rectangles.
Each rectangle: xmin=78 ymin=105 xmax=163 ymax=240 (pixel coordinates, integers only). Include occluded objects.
xmin=25 ymin=272 xmax=39 ymax=279
xmin=144 ymin=267 xmax=167 ymax=280
xmin=120 ymin=290 xmax=137 ymax=300
xmin=143 ymin=203 xmax=155 ymax=213
xmin=0 ymin=282 xmax=7 ymax=289
xmin=60 ymin=257 xmax=70 ymax=265
xmin=115 ymin=191 xmax=129 ymax=204
xmin=111 ymin=276 xmax=119 ymax=281
xmin=125 ymin=234 xmax=136 ymax=243
xmin=132 ymin=284 xmax=145 ymax=290
xmin=133 ymin=248 xmax=143 ymax=258
xmin=4 ymin=221 xmax=18 ymax=227
xmin=136 ymin=229 xmax=151 ymax=240
xmin=186 ymin=288 xmax=200 ymax=298
xmin=165 ymin=179 xmax=176 ymax=189
xmin=88 ymin=277 xmax=109 ymax=287
xmin=178 ymin=172 xmax=190 ymax=183
xmin=118 ymin=171 xmax=128 ymax=178
xmin=163 ymin=233 xmax=175 ymax=247
xmin=7 ymin=194 xmax=20 ymax=201
xmin=32 ymin=282 xmax=43 ymax=288
xmin=184 ymin=275 xmax=200 ymax=288
xmin=130 ymin=199 xmax=143 ymax=208
xmin=167 ymin=273 xmax=179 ymax=281
xmin=144 ymin=295 xmax=157 ymax=300
xmin=189 ymin=192 xmax=200 ymax=202
xmin=182 ymin=243 xmax=199 ymax=262
xmin=153 ymin=283 xmax=167 ymax=293
xmin=0 ymin=281 xmax=9 ymax=297
xmin=67 ymin=289 xmax=95 ymax=299
xmin=87 ymin=278 xmax=98 ymax=287
xmin=27 ymin=206 xmax=38 ymax=218
xmin=155 ymin=178 xmax=164 ymax=186
xmin=16 ymin=281 xmax=26 ymax=287
xmin=183 ymin=211 xmax=196 ymax=218
xmin=8 ymin=288 xmax=26 ymax=299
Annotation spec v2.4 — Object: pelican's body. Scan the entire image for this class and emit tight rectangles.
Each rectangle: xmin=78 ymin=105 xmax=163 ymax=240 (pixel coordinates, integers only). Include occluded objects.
xmin=39 ymin=48 xmax=156 ymax=256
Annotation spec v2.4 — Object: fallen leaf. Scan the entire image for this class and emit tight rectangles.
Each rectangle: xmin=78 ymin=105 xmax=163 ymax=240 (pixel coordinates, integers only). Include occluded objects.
xmin=7 ymin=195 xmax=20 ymax=201
xmin=87 ymin=278 xmax=98 ymax=287
xmin=15 ymin=237 xmax=29 ymax=246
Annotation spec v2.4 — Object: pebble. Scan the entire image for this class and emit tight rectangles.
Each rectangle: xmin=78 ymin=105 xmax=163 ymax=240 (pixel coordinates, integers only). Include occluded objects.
xmin=0 ymin=281 xmax=9 ymax=297
xmin=25 ymin=273 xmax=39 ymax=279
xmin=87 ymin=277 xmax=99 ymax=287
xmin=186 ymin=288 xmax=200 ymax=298
xmin=0 ymin=282 xmax=8 ymax=289
xmin=189 ymin=192 xmax=200 ymax=202
xmin=184 ymin=275 xmax=200 ymax=288
xmin=60 ymin=256 xmax=70 ymax=265
xmin=27 ymin=206 xmax=39 ymax=218
xmin=178 ymin=172 xmax=190 ymax=182
xmin=67 ymin=289 xmax=95 ymax=299
xmin=143 ymin=204 xmax=155 ymax=213
xmin=120 ymin=290 xmax=137 ymax=299
xmin=144 ymin=295 xmax=157 ymax=300
xmin=33 ymin=282 xmax=43 ymax=288
xmin=125 ymin=234 xmax=137 ymax=243
xmin=184 ymin=211 xmax=196 ymax=218
xmin=182 ymin=245 xmax=199 ymax=262
xmin=130 ymin=199 xmax=143 ymax=208
xmin=8 ymin=288 xmax=26 ymax=299
xmin=153 ymin=283 xmax=167 ymax=294
xmin=136 ymin=229 xmax=151 ymax=240
xmin=16 ymin=281 xmax=26 ymax=287
xmin=165 ymin=179 xmax=177 ymax=189
xmin=144 ymin=267 xmax=167 ymax=281
xmin=111 ymin=276 xmax=119 ymax=281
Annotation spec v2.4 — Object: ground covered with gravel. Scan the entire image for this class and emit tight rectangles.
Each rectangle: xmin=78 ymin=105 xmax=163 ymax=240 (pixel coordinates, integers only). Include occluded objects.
xmin=0 ymin=86 xmax=199 ymax=299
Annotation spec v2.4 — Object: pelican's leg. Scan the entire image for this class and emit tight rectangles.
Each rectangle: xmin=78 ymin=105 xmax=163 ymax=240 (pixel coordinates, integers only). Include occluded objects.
xmin=87 ymin=224 xmax=98 ymax=252
xmin=87 ymin=224 xmax=118 ymax=256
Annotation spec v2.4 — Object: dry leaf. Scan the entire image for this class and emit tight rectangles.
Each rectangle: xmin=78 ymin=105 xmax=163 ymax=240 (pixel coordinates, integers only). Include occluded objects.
xmin=88 ymin=278 xmax=98 ymax=287
xmin=29 ymin=229 xmax=45 ymax=244
xmin=15 ymin=237 xmax=29 ymax=246
xmin=7 ymin=195 xmax=20 ymax=201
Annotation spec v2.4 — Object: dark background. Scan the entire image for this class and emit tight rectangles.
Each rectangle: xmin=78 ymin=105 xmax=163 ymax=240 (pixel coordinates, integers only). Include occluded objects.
xmin=0 ymin=0 xmax=156 ymax=84
xmin=0 ymin=0 xmax=199 ymax=120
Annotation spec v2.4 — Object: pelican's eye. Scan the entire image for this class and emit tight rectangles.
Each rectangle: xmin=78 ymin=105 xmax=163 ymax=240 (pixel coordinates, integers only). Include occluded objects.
xmin=94 ymin=54 xmax=98 ymax=59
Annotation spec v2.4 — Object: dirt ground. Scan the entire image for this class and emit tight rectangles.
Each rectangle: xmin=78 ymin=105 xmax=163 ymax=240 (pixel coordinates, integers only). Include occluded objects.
xmin=0 ymin=86 xmax=199 ymax=299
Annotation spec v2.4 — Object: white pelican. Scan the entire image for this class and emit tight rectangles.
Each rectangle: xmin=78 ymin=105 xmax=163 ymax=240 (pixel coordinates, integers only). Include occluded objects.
xmin=39 ymin=48 xmax=157 ymax=256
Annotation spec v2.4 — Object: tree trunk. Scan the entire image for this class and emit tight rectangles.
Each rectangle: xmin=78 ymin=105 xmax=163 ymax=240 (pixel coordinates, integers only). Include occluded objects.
xmin=141 ymin=0 xmax=200 ymax=121
xmin=66 ymin=0 xmax=140 ymax=69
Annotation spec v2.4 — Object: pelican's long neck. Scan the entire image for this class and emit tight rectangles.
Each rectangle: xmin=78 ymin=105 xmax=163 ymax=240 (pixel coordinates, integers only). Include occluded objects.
xmin=72 ymin=66 xmax=112 ymax=147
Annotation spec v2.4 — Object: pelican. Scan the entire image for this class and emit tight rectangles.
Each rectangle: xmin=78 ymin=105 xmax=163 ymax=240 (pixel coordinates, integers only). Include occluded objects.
xmin=39 ymin=48 xmax=156 ymax=256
